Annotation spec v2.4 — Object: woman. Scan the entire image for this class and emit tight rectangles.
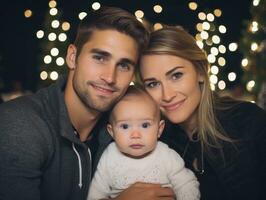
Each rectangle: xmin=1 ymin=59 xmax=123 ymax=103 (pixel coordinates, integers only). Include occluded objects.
xmin=139 ymin=26 xmax=266 ymax=200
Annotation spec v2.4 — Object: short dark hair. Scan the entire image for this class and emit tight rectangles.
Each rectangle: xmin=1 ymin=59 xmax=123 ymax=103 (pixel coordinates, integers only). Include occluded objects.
xmin=74 ymin=6 xmax=149 ymax=58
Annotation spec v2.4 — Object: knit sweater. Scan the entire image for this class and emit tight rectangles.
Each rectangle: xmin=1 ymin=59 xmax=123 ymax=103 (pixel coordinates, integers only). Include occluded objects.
xmin=88 ymin=141 xmax=200 ymax=200
xmin=0 ymin=75 xmax=112 ymax=200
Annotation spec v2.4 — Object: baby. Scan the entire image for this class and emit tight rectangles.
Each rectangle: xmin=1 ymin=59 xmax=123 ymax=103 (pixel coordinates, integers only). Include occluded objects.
xmin=88 ymin=85 xmax=200 ymax=200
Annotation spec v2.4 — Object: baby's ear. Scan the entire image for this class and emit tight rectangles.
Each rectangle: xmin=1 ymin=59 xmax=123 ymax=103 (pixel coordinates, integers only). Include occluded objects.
xmin=158 ymin=120 xmax=165 ymax=138
xmin=107 ymin=124 xmax=114 ymax=138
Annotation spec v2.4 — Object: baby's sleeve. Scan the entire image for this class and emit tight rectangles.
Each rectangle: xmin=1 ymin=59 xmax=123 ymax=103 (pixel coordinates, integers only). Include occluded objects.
xmin=166 ymin=148 xmax=201 ymax=200
xmin=87 ymin=148 xmax=111 ymax=200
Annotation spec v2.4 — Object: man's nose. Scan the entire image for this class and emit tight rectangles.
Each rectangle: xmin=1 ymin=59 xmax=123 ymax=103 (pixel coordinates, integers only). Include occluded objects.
xmin=100 ymin=64 xmax=116 ymax=84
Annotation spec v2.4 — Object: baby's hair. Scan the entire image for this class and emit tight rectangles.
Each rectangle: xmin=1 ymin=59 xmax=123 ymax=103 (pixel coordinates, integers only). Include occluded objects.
xmin=108 ymin=84 xmax=160 ymax=123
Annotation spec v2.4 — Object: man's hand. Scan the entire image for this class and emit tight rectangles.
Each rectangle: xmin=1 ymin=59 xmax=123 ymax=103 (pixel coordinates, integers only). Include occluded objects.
xmin=112 ymin=182 xmax=175 ymax=200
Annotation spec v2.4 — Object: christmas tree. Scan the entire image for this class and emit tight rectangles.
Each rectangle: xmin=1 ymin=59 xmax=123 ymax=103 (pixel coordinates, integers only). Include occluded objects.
xmin=37 ymin=0 xmax=70 ymax=88
xmin=240 ymin=0 xmax=266 ymax=101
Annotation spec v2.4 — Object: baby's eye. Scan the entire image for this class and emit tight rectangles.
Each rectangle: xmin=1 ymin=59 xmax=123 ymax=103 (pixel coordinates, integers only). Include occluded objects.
xmin=142 ymin=122 xmax=151 ymax=128
xmin=120 ymin=123 xmax=129 ymax=129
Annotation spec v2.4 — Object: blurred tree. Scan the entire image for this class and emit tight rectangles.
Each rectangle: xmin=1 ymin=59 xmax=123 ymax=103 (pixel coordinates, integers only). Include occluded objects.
xmin=240 ymin=0 xmax=266 ymax=99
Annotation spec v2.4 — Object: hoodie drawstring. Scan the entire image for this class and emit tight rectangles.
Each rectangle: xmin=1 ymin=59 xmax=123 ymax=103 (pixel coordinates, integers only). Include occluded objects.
xmin=72 ymin=143 xmax=83 ymax=188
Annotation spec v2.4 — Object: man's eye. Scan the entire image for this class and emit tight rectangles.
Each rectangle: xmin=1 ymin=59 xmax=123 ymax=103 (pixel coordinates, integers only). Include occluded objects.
xmin=118 ymin=63 xmax=130 ymax=71
xmin=142 ymin=122 xmax=150 ymax=128
xmin=120 ymin=124 xmax=129 ymax=129
xmin=93 ymin=55 xmax=105 ymax=62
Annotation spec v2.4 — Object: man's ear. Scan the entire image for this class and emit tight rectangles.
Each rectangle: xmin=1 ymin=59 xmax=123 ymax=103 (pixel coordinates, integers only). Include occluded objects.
xmin=157 ymin=120 xmax=165 ymax=138
xmin=66 ymin=44 xmax=77 ymax=70
xmin=107 ymin=124 xmax=114 ymax=138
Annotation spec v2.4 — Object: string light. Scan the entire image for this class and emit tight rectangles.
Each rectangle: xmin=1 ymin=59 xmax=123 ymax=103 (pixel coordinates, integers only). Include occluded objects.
xmin=92 ymin=2 xmax=101 ymax=10
xmin=24 ymin=9 xmax=32 ymax=18
xmin=153 ymin=5 xmax=163 ymax=13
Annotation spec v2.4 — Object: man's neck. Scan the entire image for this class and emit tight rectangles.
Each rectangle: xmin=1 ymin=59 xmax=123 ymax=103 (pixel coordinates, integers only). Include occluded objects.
xmin=64 ymin=77 xmax=101 ymax=142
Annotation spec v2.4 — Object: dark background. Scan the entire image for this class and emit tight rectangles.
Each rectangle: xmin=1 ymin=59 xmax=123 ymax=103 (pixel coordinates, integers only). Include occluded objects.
xmin=0 ymin=0 xmax=252 ymax=92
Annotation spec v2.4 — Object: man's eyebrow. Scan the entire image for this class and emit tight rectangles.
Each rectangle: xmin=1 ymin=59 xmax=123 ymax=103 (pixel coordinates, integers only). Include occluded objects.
xmin=90 ymin=48 xmax=111 ymax=57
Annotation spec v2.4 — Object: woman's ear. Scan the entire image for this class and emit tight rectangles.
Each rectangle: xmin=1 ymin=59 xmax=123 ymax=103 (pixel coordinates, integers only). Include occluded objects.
xmin=157 ymin=120 xmax=165 ymax=138
xmin=107 ymin=124 xmax=114 ymax=138
xmin=66 ymin=44 xmax=77 ymax=70
xmin=197 ymin=71 xmax=205 ymax=84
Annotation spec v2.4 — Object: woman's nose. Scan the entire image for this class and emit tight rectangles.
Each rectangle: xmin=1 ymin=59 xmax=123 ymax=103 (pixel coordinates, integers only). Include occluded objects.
xmin=162 ymin=85 xmax=176 ymax=102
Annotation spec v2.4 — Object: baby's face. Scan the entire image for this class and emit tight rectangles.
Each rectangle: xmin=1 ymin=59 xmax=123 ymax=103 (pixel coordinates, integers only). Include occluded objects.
xmin=108 ymin=95 xmax=164 ymax=158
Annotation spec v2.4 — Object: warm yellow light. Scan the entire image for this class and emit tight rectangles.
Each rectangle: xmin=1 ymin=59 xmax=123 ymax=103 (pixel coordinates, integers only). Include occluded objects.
xmin=253 ymin=0 xmax=260 ymax=6
xmin=56 ymin=57 xmax=65 ymax=66
xmin=218 ymin=57 xmax=226 ymax=66
xmin=62 ymin=22 xmax=70 ymax=31
xmin=50 ymin=8 xmax=58 ymax=16
xmin=58 ymin=33 xmax=67 ymax=42
xmin=202 ymin=22 xmax=210 ymax=30
xmin=51 ymin=20 xmax=60 ymax=28
xmin=48 ymin=33 xmax=57 ymax=41
xmin=210 ymin=47 xmax=219 ymax=56
xmin=207 ymin=54 xmax=216 ymax=63
xmin=50 ymin=48 xmax=59 ymax=56
xmin=44 ymin=55 xmax=52 ymax=64
xmin=246 ymin=80 xmax=255 ymax=91
xmin=196 ymin=41 xmax=204 ymax=49
xmin=153 ymin=5 xmax=163 ymax=13
xmin=210 ymin=74 xmax=218 ymax=84
xmin=214 ymin=9 xmax=222 ymax=17
xmin=79 ymin=12 xmax=87 ymax=20
xmin=135 ymin=10 xmax=144 ymax=18
xmin=36 ymin=30 xmax=44 ymax=39
xmin=188 ymin=2 xmax=198 ymax=10
xmin=218 ymin=80 xmax=226 ymax=90
xmin=210 ymin=83 xmax=216 ymax=91
xmin=40 ymin=71 xmax=48 ymax=80
xmin=154 ymin=23 xmax=163 ymax=30
xmin=50 ymin=71 xmax=59 ymax=80
xmin=207 ymin=13 xmax=215 ymax=22
xmin=228 ymin=43 xmax=238 ymax=51
xmin=251 ymin=42 xmax=258 ymax=51
xmin=24 ymin=9 xmax=32 ymax=18
xmin=241 ymin=58 xmax=249 ymax=67
xmin=195 ymin=33 xmax=202 ymax=41
xmin=92 ymin=2 xmax=101 ymax=10
xmin=198 ymin=12 xmax=206 ymax=20
xmin=218 ymin=45 xmax=226 ymax=54
xmin=210 ymin=65 xmax=219 ymax=75
xmin=196 ymin=23 xmax=203 ymax=32
xmin=219 ymin=25 xmax=226 ymax=33
xmin=200 ymin=31 xmax=209 ymax=40
xmin=228 ymin=72 xmax=236 ymax=81
xmin=49 ymin=0 xmax=57 ymax=8
xmin=212 ymin=35 xmax=220 ymax=44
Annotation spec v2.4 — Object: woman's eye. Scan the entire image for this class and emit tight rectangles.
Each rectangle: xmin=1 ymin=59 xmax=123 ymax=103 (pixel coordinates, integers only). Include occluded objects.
xmin=120 ymin=124 xmax=129 ymax=129
xmin=172 ymin=72 xmax=183 ymax=80
xmin=145 ymin=82 xmax=159 ymax=89
xmin=142 ymin=122 xmax=151 ymax=128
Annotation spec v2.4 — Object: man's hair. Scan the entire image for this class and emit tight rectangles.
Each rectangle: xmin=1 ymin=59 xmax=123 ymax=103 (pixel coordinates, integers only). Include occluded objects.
xmin=73 ymin=6 xmax=149 ymax=58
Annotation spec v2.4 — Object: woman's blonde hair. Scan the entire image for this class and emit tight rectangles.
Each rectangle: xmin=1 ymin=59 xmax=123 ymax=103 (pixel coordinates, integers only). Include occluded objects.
xmin=140 ymin=26 xmax=235 ymax=153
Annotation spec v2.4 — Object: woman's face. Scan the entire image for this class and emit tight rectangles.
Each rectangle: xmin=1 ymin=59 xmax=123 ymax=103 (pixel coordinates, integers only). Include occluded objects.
xmin=140 ymin=54 xmax=204 ymax=128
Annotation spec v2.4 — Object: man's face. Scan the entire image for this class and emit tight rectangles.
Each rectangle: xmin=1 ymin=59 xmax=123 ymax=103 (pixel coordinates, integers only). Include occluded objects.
xmin=69 ymin=30 xmax=138 ymax=112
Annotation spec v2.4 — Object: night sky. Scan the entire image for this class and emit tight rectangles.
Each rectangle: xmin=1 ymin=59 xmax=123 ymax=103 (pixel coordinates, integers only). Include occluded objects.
xmin=0 ymin=0 xmax=252 ymax=92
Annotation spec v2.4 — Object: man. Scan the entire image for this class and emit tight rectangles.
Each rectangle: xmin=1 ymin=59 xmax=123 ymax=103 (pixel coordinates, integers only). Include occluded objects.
xmin=0 ymin=6 xmax=175 ymax=200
